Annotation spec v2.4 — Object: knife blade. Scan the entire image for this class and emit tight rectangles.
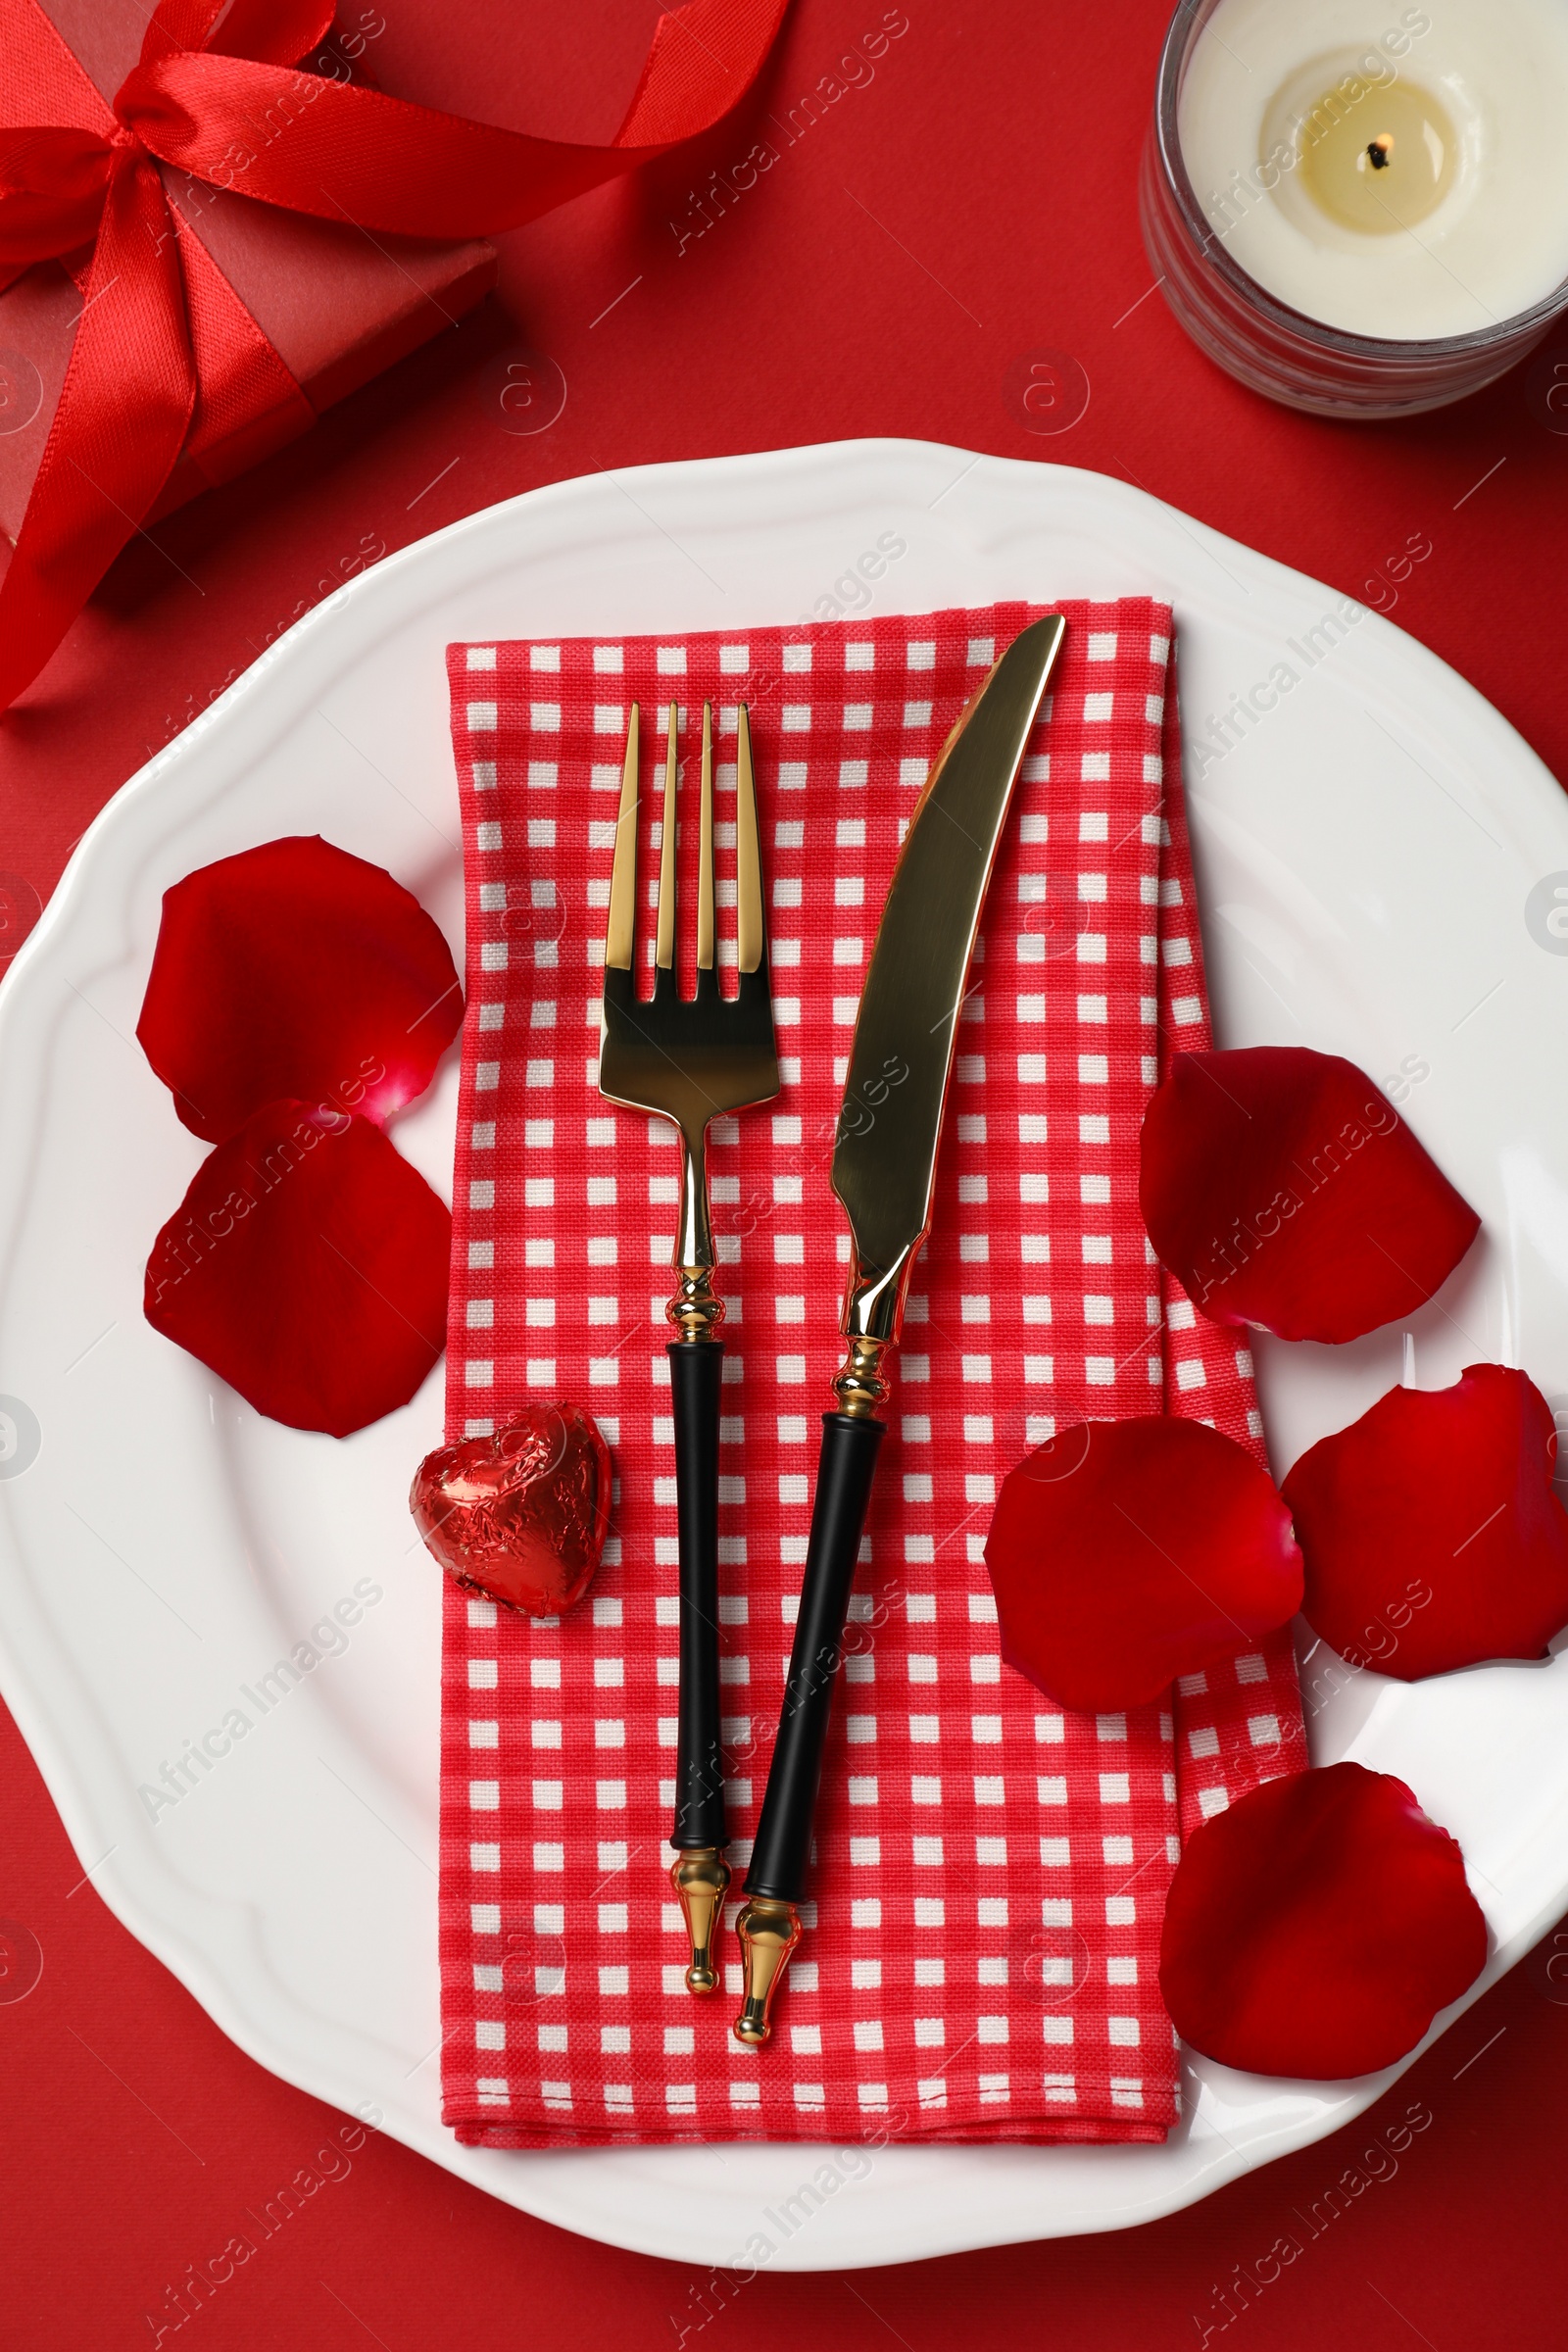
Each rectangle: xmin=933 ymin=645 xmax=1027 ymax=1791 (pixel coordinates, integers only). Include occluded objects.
xmin=733 ymin=613 xmax=1068 ymax=2045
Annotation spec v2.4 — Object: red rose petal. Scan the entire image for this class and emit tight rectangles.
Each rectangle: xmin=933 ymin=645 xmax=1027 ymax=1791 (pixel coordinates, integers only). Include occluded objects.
xmin=145 ymin=1100 xmax=450 ymax=1437
xmin=1283 ymin=1364 xmax=1568 ymax=1678
xmin=1159 ymin=1762 xmax=1488 ymax=2078
xmin=985 ymin=1416 xmax=1303 ymax=1711
xmin=138 ymin=836 xmax=462 ymax=1144
xmin=1140 ymin=1047 xmax=1480 ymax=1343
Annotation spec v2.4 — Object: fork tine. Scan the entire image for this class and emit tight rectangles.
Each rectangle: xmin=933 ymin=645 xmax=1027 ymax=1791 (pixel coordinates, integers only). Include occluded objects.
xmin=697 ymin=701 xmax=715 ymax=972
xmin=736 ymin=701 xmax=763 ymax=975
xmin=606 ymin=702 xmax=639 ymax=972
xmin=657 ymin=701 xmax=679 ymax=972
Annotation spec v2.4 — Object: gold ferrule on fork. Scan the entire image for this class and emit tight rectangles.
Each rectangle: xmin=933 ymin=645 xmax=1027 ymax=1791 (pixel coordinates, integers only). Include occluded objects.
xmin=668 ymin=1846 xmax=731 ymax=1993
xmin=668 ymin=1256 xmax=724 ymax=1344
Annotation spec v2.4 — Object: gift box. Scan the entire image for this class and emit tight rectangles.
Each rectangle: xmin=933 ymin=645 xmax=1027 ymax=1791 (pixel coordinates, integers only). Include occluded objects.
xmin=0 ymin=0 xmax=497 ymax=542
xmin=0 ymin=0 xmax=789 ymax=710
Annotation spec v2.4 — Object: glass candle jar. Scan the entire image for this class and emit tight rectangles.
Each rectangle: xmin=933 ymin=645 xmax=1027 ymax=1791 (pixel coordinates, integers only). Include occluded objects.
xmin=1141 ymin=0 xmax=1568 ymax=417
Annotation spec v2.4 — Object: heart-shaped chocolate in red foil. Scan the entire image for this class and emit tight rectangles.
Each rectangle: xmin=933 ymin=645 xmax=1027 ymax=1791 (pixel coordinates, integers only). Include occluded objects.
xmin=411 ymin=1404 xmax=611 ymax=1617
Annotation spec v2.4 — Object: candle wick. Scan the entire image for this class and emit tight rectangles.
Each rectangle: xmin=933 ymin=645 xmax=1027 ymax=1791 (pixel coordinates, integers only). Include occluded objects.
xmin=1367 ymin=133 xmax=1394 ymax=170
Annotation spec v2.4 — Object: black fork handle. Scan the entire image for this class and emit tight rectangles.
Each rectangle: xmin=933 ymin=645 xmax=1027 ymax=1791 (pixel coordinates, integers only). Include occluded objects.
xmin=668 ymin=1339 xmax=726 ymax=1850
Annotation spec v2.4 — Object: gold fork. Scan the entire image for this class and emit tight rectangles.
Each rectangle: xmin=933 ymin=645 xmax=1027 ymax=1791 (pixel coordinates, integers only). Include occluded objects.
xmin=598 ymin=699 xmax=778 ymax=1990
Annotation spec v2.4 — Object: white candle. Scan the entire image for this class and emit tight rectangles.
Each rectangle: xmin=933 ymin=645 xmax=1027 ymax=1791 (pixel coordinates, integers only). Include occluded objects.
xmin=1179 ymin=0 xmax=1568 ymax=340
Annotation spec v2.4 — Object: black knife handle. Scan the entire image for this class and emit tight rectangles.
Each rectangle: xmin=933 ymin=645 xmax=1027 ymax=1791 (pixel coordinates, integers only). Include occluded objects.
xmin=746 ymin=1411 xmax=887 ymax=1904
xmin=668 ymin=1340 xmax=726 ymax=1851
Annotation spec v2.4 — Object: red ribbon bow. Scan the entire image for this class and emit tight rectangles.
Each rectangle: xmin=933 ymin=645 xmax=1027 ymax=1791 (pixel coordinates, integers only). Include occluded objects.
xmin=0 ymin=0 xmax=789 ymax=711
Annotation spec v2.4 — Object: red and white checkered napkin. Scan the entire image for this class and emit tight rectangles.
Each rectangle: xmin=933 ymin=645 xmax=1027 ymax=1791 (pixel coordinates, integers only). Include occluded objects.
xmin=436 ymin=602 xmax=1306 ymax=2149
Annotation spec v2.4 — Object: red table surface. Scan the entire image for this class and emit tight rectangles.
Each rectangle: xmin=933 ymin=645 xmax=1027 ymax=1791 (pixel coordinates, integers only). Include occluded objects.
xmin=4 ymin=1 xmax=1568 ymax=2342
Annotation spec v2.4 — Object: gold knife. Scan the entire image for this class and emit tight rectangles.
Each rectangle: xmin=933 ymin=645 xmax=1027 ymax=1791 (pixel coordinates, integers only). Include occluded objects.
xmin=733 ymin=613 xmax=1068 ymax=2043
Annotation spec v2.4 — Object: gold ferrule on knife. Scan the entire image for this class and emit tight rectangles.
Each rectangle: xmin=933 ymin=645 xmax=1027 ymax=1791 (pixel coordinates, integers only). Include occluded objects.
xmin=832 ymin=1238 xmax=918 ymax=1417
xmin=668 ymin=1846 xmax=731 ymax=1992
xmin=732 ymin=1894 xmax=803 ymax=2043
xmin=831 ymin=1333 xmax=892 ymax=1419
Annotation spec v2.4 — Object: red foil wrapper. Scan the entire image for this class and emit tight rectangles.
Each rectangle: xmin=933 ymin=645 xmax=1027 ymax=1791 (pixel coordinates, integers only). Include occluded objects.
xmin=411 ymin=1404 xmax=612 ymax=1618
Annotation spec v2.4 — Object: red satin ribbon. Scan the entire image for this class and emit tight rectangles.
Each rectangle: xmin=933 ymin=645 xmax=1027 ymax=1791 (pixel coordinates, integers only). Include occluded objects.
xmin=0 ymin=0 xmax=789 ymax=710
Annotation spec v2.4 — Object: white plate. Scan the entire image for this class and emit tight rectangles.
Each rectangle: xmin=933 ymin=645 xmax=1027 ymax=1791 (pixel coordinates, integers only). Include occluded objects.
xmin=2 ymin=439 xmax=1566 ymax=2271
